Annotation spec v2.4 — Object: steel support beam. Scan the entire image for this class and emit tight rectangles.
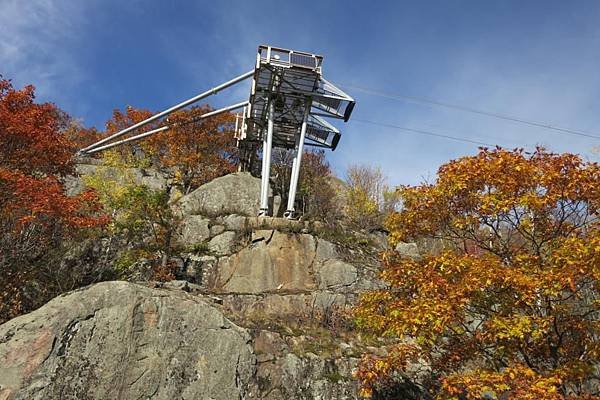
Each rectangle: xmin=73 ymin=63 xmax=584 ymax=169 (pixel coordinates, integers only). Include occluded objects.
xmin=259 ymin=100 xmax=275 ymax=215
xmin=81 ymin=70 xmax=254 ymax=153
xmin=83 ymin=102 xmax=248 ymax=155
xmin=85 ymin=126 xmax=169 ymax=155
xmin=284 ymin=100 xmax=311 ymax=219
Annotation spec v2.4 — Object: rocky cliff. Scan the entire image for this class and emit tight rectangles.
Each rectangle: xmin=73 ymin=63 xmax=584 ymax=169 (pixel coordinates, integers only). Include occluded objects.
xmin=0 ymin=170 xmax=402 ymax=400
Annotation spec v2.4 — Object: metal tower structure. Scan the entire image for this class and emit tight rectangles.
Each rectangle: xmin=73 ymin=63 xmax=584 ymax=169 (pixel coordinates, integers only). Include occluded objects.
xmin=80 ymin=45 xmax=355 ymax=219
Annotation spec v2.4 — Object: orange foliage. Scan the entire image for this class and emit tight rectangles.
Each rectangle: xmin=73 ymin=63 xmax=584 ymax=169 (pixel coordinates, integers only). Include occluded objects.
xmin=64 ymin=123 xmax=104 ymax=152
xmin=0 ymin=77 xmax=107 ymax=229
xmin=102 ymin=105 xmax=157 ymax=164
xmin=102 ymin=104 xmax=237 ymax=192
xmin=354 ymin=148 xmax=600 ymax=399
xmin=0 ymin=170 xmax=105 ymax=229
xmin=145 ymin=104 xmax=237 ymax=192
xmin=0 ymin=77 xmax=107 ymax=322
xmin=0 ymin=77 xmax=73 ymax=176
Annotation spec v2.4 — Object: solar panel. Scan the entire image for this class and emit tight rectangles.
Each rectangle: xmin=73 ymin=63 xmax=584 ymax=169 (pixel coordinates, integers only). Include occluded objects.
xmin=290 ymin=53 xmax=316 ymax=69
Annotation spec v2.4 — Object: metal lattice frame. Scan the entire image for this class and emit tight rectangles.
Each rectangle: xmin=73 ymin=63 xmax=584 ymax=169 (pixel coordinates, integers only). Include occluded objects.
xmin=236 ymin=45 xmax=355 ymax=217
xmin=79 ymin=45 xmax=354 ymax=219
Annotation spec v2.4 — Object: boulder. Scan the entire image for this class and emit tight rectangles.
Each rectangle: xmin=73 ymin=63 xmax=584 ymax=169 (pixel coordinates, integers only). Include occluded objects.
xmin=315 ymin=239 xmax=338 ymax=261
xmin=177 ymin=215 xmax=210 ymax=246
xmin=222 ymin=214 xmax=247 ymax=231
xmin=208 ymin=231 xmax=237 ymax=256
xmin=209 ymin=224 xmax=225 ymax=237
xmin=175 ymin=172 xmax=266 ymax=217
xmin=0 ymin=281 xmax=255 ymax=400
xmin=395 ymin=241 xmax=420 ymax=259
xmin=177 ymin=254 xmax=218 ymax=284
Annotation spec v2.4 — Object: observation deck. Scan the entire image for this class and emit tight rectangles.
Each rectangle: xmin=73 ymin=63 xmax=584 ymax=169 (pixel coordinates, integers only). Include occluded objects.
xmin=235 ymin=45 xmax=355 ymax=151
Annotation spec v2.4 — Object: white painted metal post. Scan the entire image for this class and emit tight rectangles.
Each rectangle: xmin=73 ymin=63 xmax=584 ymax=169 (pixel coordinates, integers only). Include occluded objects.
xmin=285 ymin=100 xmax=311 ymax=218
xmin=259 ymin=131 xmax=268 ymax=211
xmin=259 ymin=100 xmax=275 ymax=215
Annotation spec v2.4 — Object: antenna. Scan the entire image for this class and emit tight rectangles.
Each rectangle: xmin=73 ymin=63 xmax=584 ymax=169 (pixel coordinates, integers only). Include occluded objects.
xmin=80 ymin=45 xmax=355 ymax=219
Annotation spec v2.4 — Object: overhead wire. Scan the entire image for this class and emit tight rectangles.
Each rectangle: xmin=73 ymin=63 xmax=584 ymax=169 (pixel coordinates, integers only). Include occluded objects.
xmin=352 ymin=118 xmax=510 ymax=148
xmin=340 ymin=83 xmax=600 ymax=140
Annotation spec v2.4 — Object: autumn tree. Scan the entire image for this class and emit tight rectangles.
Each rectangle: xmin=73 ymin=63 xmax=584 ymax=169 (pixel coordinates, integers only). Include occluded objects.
xmin=63 ymin=121 xmax=104 ymax=153
xmin=0 ymin=77 xmax=107 ymax=323
xmin=344 ymin=164 xmax=394 ymax=230
xmin=101 ymin=105 xmax=157 ymax=167
xmin=101 ymin=104 xmax=237 ymax=194
xmin=298 ymin=150 xmax=340 ymax=221
xmin=84 ymin=157 xmax=178 ymax=278
xmin=82 ymin=104 xmax=236 ymax=277
xmin=271 ymin=148 xmax=339 ymax=221
xmin=354 ymin=148 xmax=600 ymax=399
xmin=145 ymin=104 xmax=238 ymax=193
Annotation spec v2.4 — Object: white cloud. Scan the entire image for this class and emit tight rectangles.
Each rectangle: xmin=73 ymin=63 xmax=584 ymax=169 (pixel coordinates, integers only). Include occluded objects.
xmin=0 ymin=0 xmax=88 ymax=100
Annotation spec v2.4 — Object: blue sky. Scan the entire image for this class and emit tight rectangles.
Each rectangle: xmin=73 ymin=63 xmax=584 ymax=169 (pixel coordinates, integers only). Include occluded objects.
xmin=2 ymin=0 xmax=600 ymax=185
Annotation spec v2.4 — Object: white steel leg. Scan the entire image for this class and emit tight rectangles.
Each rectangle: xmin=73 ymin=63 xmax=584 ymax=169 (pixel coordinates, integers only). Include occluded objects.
xmin=259 ymin=100 xmax=275 ymax=215
xmin=285 ymin=100 xmax=311 ymax=219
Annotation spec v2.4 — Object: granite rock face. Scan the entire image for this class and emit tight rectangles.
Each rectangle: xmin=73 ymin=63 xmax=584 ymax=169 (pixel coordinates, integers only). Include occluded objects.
xmin=0 ymin=280 xmax=372 ymax=400
xmin=317 ymin=260 xmax=358 ymax=289
xmin=250 ymin=332 xmax=360 ymax=400
xmin=9 ymin=168 xmax=399 ymax=400
xmin=208 ymin=231 xmax=238 ymax=256
xmin=0 ymin=225 xmax=389 ymax=400
xmin=215 ymin=231 xmax=317 ymax=293
xmin=210 ymin=229 xmax=382 ymax=295
xmin=0 ymin=281 xmax=255 ymax=400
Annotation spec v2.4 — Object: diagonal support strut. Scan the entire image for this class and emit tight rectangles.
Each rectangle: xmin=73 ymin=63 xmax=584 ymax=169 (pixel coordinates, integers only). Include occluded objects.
xmin=83 ymin=101 xmax=248 ymax=155
xmin=80 ymin=70 xmax=254 ymax=153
